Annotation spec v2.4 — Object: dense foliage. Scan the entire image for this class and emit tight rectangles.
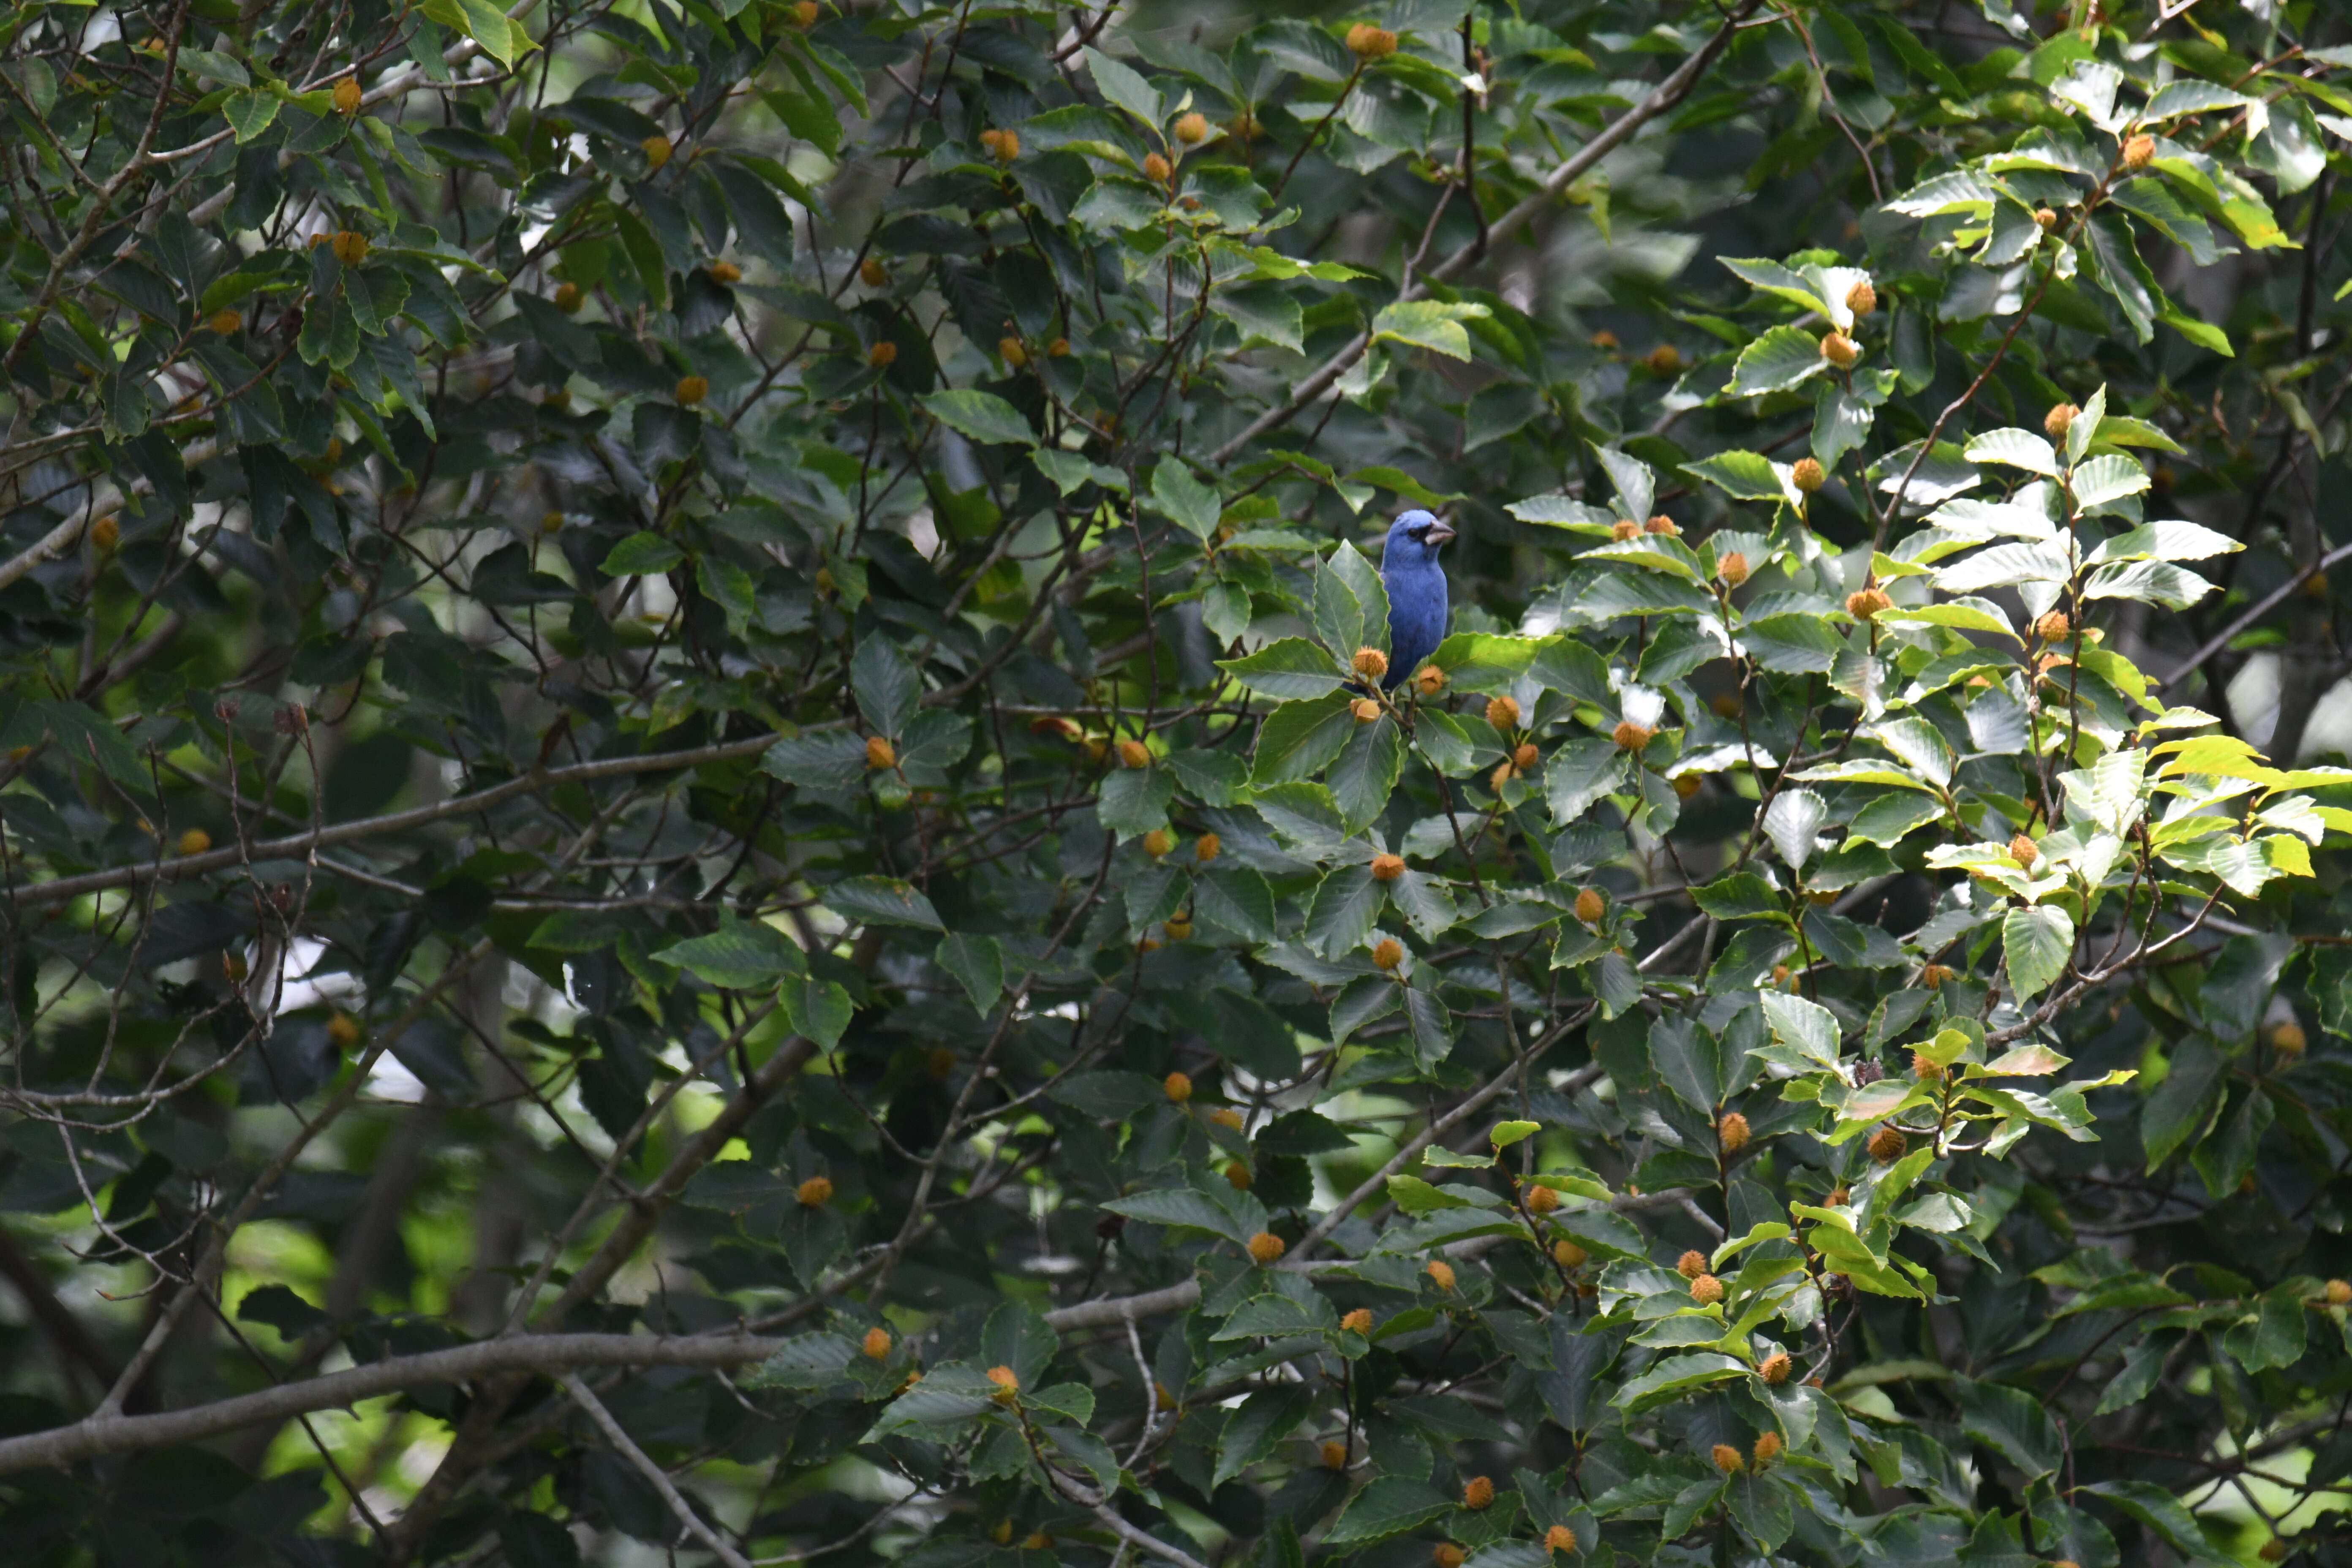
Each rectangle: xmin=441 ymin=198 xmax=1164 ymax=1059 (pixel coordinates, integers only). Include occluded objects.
xmin=3 ymin=0 xmax=2352 ymax=1562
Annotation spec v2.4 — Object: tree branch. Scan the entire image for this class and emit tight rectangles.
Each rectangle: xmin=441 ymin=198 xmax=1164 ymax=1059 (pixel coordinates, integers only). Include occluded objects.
xmin=5 ymin=730 xmax=786 ymax=908
xmin=0 ymin=1333 xmax=778 ymax=1477
xmin=561 ymin=1372 xmax=753 ymax=1568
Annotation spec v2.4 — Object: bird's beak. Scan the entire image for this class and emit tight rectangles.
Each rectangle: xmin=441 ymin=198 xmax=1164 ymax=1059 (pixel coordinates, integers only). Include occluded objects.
xmin=1423 ymin=521 xmax=1456 ymax=546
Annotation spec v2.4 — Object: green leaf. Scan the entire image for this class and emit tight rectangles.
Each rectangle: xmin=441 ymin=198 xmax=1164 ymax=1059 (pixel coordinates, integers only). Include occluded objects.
xmin=2070 ymin=452 xmax=2151 ymax=509
xmin=425 ymin=0 xmax=534 ymax=65
xmin=1099 ymin=767 xmax=1176 ymax=836
xmin=1683 ymin=449 xmax=1789 ymax=501
xmin=1954 ymin=1377 xmax=2060 ymax=1477
xmin=1741 ymin=612 xmax=1845 ymax=673
xmin=222 ymin=90 xmax=282 ymax=143
xmin=2084 ymin=212 xmax=2158 ymax=345
xmin=1612 ymin=1353 xmax=1750 ymax=1413
xmin=1252 ymin=693 xmax=1362 ymax=786
xmin=1489 ymin=1120 xmax=1541 ymax=1149
xmin=656 ymin=917 xmax=805 ymax=989
xmin=1168 ymin=749 xmax=1249 ymax=806
xmin=2159 ymin=307 xmax=2233 ymax=356
xmin=1327 ymin=718 xmax=1404 ymax=832
xmin=1101 ymin=1187 xmax=1250 ymax=1242
xmin=1728 ymin=325 xmax=1832 ymax=396
xmin=1198 ymin=868 xmax=1278 ymax=942
xmin=1718 ymin=256 xmax=1828 ymax=313
xmin=1034 ymin=449 xmax=1128 ymax=495
xmin=920 ymin=389 xmax=1036 ymax=446
xmin=1692 ymin=873 xmax=1786 ymax=920
xmin=935 ymin=932 xmax=1005 ymax=1014
xmin=2082 ymin=1481 xmax=2215 ymax=1560
xmin=2001 ymin=904 xmax=2073 ymax=1001
xmin=1150 ymin=461 xmax=1222 ymax=539
xmin=1306 ymin=865 xmax=1383 ymax=957
xmin=1371 ymin=300 xmax=1491 ymax=361
xmin=781 ymin=974 xmax=854 ymax=1048
xmin=2140 ymin=80 xmax=2251 ymax=120
xmin=1214 ymin=1387 xmax=1315 ymax=1488
xmin=1326 ymin=541 xmax=1390 ymax=654
xmin=1429 ymin=632 xmax=1543 ymax=690
xmin=825 ymin=876 xmax=945 ymax=929
xmin=1886 ymin=168 xmax=2000 ymax=216
xmin=602 ymin=531 xmax=685 ymax=575
xmin=1323 ymin=1478 xmax=1454 ymax=1546
xmin=851 ymin=636 xmax=922 ymax=738
xmin=2141 ymin=1039 xmax=2226 ymax=1171
xmin=1050 ymin=1072 xmax=1167 ymax=1120
xmin=1082 ymin=46 xmax=1163 ymax=127
xmin=2088 ymin=519 xmax=2238 ymax=565
xmin=1962 ymin=427 xmax=2059 ymax=476
xmin=1220 ymin=639 xmax=1348 ymax=700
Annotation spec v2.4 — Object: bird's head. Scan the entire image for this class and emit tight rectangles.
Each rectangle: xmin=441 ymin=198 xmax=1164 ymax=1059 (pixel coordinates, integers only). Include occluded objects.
xmin=1384 ymin=509 xmax=1456 ymax=567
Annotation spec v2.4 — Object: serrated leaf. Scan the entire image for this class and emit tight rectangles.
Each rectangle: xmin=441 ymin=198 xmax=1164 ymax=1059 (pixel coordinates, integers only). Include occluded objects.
xmin=1684 ymin=450 xmax=1787 ymax=501
xmin=825 ymin=876 xmax=945 ymax=930
xmin=2087 ymin=519 xmax=2239 ymax=564
xmin=935 ymin=932 xmax=1004 ymax=1014
xmin=1307 ymin=865 xmax=1383 ymax=957
xmin=602 ymin=531 xmax=684 ymax=575
xmin=1253 ymin=692 xmax=1358 ymax=785
xmin=1728 ymin=325 xmax=1831 ymax=396
xmin=1328 ymin=719 xmax=1405 ymax=832
xmin=2141 ymin=79 xmax=2251 ymax=121
xmin=1214 ymin=1387 xmax=1315 ymax=1488
xmin=1198 ymin=868 xmax=1278 ymax=943
xmin=2002 ymin=904 xmax=2073 ymax=1001
xmin=1102 ymin=1187 xmax=1250 ymax=1242
xmin=2069 ymin=452 xmax=2150 ymax=509
xmin=1963 ymin=427 xmax=2060 ymax=476
xmin=1764 ymin=788 xmax=1826 ymax=870
xmin=1324 ymin=1478 xmax=1454 ymax=1545
xmin=1220 ymin=638 xmax=1348 ymax=700
xmin=657 ymin=917 xmax=805 ymax=989
xmin=1718 ymin=256 xmax=1829 ymax=313
xmin=1371 ymin=300 xmax=1490 ymax=361
xmin=920 ymin=389 xmax=1037 ymax=446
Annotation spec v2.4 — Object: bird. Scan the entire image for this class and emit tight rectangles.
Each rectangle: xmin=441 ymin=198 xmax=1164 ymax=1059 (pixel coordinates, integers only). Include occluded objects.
xmin=1380 ymin=510 xmax=1455 ymax=689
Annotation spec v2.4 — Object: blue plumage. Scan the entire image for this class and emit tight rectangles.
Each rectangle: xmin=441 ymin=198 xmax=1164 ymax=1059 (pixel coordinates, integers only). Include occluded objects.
xmin=1380 ymin=510 xmax=1455 ymax=689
